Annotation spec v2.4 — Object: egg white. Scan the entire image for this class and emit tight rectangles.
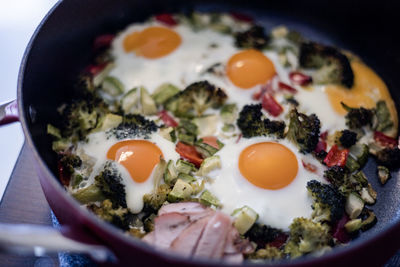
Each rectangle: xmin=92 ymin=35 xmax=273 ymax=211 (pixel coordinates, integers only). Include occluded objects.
xmin=205 ymin=136 xmax=325 ymax=230
xmin=76 ymin=130 xmax=180 ymax=213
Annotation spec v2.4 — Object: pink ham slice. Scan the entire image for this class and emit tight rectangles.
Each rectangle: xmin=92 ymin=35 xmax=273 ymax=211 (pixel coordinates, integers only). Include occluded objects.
xmin=192 ymin=212 xmax=232 ymax=259
xmin=142 ymin=231 xmax=155 ymax=244
xmin=158 ymin=202 xmax=207 ymax=216
xmin=153 ymin=212 xmax=191 ymax=249
xmin=169 ymin=215 xmax=212 ymax=257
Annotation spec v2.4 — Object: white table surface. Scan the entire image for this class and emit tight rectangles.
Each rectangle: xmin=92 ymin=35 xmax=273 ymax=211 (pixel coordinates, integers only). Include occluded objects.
xmin=0 ymin=0 xmax=58 ymax=201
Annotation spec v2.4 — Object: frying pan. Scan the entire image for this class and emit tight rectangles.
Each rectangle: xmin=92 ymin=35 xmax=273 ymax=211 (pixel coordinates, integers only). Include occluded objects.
xmin=1 ymin=0 xmax=400 ymax=266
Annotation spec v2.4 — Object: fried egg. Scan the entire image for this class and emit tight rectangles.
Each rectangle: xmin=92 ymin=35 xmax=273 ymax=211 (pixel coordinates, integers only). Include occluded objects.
xmin=77 ymin=131 xmax=179 ymax=213
xmin=205 ymin=136 xmax=324 ymax=230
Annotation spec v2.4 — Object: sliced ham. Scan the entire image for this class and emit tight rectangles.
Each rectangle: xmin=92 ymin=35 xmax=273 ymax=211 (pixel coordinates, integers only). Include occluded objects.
xmin=192 ymin=212 xmax=232 ymax=259
xmin=142 ymin=231 xmax=155 ymax=244
xmin=223 ymin=253 xmax=243 ymax=263
xmin=154 ymin=212 xmax=191 ymax=249
xmin=170 ymin=215 xmax=211 ymax=257
xmin=158 ymin=202 xmax=206 ymax=216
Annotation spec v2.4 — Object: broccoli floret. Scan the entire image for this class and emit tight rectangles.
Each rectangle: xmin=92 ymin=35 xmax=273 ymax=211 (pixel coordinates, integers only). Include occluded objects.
xmin=108 ymin=114 xmax=158 ymax=139
xmin=237 ymin=104 xmax=285 ymax=138
xmin=337 ymin=130 xmax=357 ymax=148
xmin=94 ymin=162 xmax=127 ymax=208
xmin=375 ymin=147 xmax=400 ymax=169
xmin=143 ymin=184 xmax=172 ymax=212
xmin=165 ymin=81 xmax=227 ymax=117
xmin=88 ymin=199 xmax=131 ymax=230
xmin=307 ymin=180 xmax=345 ymax=224
xmin=234 ymin=25 xmax=269 ymax=50
xmin=323 ymin=166 xmax=347 ymax=188
xmin=58 ymin=154 xmax=82 ymax=186
xmin=341 ymin=103 xmax=374 ymax=129
xmin=284 ymin=217 xmax=332 ymax=258
xmin=247 ymin=245 xmax=284 ymax=261
xmin=299 ymin=42 xmax=354 ymax=88
xmin=287 ymin=109 xmax=320 ymax=153
xmin=245 ymin=223 xmax=285 ymax=249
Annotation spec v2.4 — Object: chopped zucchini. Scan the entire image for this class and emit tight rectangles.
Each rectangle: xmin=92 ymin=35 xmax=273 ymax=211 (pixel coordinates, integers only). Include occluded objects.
xmin=377 ymin=165 xmax=391 ymax=185
xmin=168 ymin=179 xmax=193 ymax=202
xmin=140 ymin=87 xmax=158 ymax=115
xmin=345 ymin=155 xmax=360 ymax=173
xmin=344 ymin=218 xmax=363 ymax=233
xmin=349 ymin=144 xmax=369 ymax=168
xmin=93 ymin=63 xmax=115 ymax=87
xmin=153 ymin=159 xmax=167 ymax=188
xmin=152 ymin=83 xmax=180 ymax=105
xmin=178 ymin=119 xmax=198 ymax=135
xmin=220 ymin=104 xmax=238 ymax=124
xmin=164 ymin=160 xmax=178 ymax=185
xmin=176 ymin=160 xmax=195 ymax=174
xmin=102 ymin=76 xmax=124 ymax=96
xmin=360 ymin=187 xmax=375 ymax=205
xmin=92 ymin=113 xmax=122 ymax=132
xmin=197 ymin=155 xmax=221 ymax=176
xmin=121 ymin=88 xmax=140 ymax=114
xmin=71 ymin=174 xmax=84 ymax=189
xmin=193 ymin=115 xmax=218 ymax=137
xmin=47 ymin=124 xmax=62 ymax=139
xmin=159 ymin=127 xmax=174 ymax=141
xmin=345 ymin=193 xmax=364 ymax=219
xmin=375 ymin=100 xmax=393 ymax=132
xmin=177 ymin=173 xmax=196 ymax=183
xmin=72 ymin=184 xmax=105 ymax=204
xmin=222 ymin=123 xmax=235 ymax=132
xmin=52 ymin=139 xmax=70 ymax=152
xmin=232 ymin=206 xmax=259 ymax=235
xmin=199 ymin=190 xmax=220 ymax=207
xmin=194 ymin=141 xmax=219 ymax=158
xmin=178 ymin=133 xmax=195 ymax=145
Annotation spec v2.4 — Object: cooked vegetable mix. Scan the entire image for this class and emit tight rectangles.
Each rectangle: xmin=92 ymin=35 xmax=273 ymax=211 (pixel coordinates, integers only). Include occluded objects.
xmin=47 ymin=11 xmax=399 ymax=263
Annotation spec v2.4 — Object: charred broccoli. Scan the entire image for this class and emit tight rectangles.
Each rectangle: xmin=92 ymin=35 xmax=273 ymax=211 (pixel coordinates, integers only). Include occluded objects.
xmin=245 ymin=223 xmax=285 ymax=249
xmin=234 ymin=25 xmax=270 ymax=50
xmin=337 ymin=129 xmax=357 ymax=148
xmin=143 ymin=184 xmax=172 ymax=212
xmin=284 ymin=217 xmax=332 ymax=258
xmin=323 ymin=166 xmax=347 ymax=188
xmin=58 ymin=154 xmax=82 ymax=186
xmin=165 ymin=81 xmax=227 ymax=117
xmin=247 ymin=245 xmax=284 ymax=261
xmin=299 ymin=42 xmax=354 ymax=88
xmin=341 ymin=103 xmax=374 ymax=129
xmin=306 ymin=180 xmax=345 ymax=224
xmin=324 ymin=166 xmax=370 ymax=197
xmin=237 ymin=104 xmax=285 ymax=138
xmin=287 ymin=109 xmax=320 ymax=153
xmin=94 ymin=162 xmax=127 ymax=208
xmin=109 ymin=114 xmax=158 ymax=139
xmin=375 ymin=147 xmax=400 ymax=169
xmin=88 ymin=199 xmax=131 ymax=230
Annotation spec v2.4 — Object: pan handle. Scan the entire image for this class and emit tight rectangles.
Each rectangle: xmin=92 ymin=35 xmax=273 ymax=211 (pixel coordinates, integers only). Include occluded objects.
xmin=0 ymin=223 xmax=116 ymax=263
xmin=0 ymin=100 xmax=19 ymax=126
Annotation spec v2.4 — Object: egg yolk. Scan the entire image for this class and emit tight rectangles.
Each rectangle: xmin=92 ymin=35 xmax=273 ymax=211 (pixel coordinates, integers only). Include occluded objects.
xmin=227 ymin=49 xmax=276 ymax=89
xmin=123 ymin=26 xmax=181 ymax=59
xmin=326 ymin=61 xmax=398 ymax=132
xmin=107 ymin=140 xmax=163 ymax=183
xmin=239 ymin=142 xmax=298 ymax=190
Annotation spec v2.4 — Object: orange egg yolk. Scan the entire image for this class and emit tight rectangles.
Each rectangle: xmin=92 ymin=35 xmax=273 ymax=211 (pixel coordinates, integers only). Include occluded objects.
xmin=326 ymin=61 xmax=398 ymax=132
xmin=123 ymin=26 xmax=181 ymax=59
xmin=239 ymin=142 xmax=298 ymax=190
xmin=227 ymin=49 xmax=276 ymax=89
xmin=107 ymin=140 xmax=163 ymax=183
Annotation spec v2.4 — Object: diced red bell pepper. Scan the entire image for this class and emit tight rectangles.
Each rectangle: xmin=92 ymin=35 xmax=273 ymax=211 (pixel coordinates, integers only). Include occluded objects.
xmin=278 ymin=81 xmax=297 ymax=93
xmin=332 ymin=214 xmax=351 ymax=243
xmin=155 ymin=13 xmax=177 ymax=26
xmin=253 ymin=80 xmax=274 ymax=100
xmin=201 ymin=136 xmax=220 ymax=149
xmin=374 ymin=131 xmax=398 ymax=148
xmin=230 ymin=12 xmax=253 ymax=22
xmin=175 ymin=142 xmax=203 ymax=167
xmin=323 ymin=144 xmax=349 ymax=167
xmin=302 ymin=161 xmax=317 ymax=173
xmin=268 ymin=232 xmax=288 ymax=248
xmin=289 ymin=71 xmax=312 ymax=86
xmin=314 ymin=140 xmax=327 ymax=153
xmin=261 ymin=93 xmax=283 ymax=117
xmin=93 ymin=34 xmax=115 ymax=51
xmin=158 ymin=110 xmax=178 ymax=127
xmin=58 ymin=161 xmax=70 ymax=186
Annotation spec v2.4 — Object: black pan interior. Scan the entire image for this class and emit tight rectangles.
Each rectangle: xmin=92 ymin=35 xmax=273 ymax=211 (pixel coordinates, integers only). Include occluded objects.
xmin=20 ymin=0 xmax=400 ymax=258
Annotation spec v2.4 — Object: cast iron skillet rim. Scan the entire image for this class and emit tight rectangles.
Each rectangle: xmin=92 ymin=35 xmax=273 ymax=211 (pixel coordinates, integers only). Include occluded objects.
xmin=16 ymin=1 xmax=400 ymax=266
